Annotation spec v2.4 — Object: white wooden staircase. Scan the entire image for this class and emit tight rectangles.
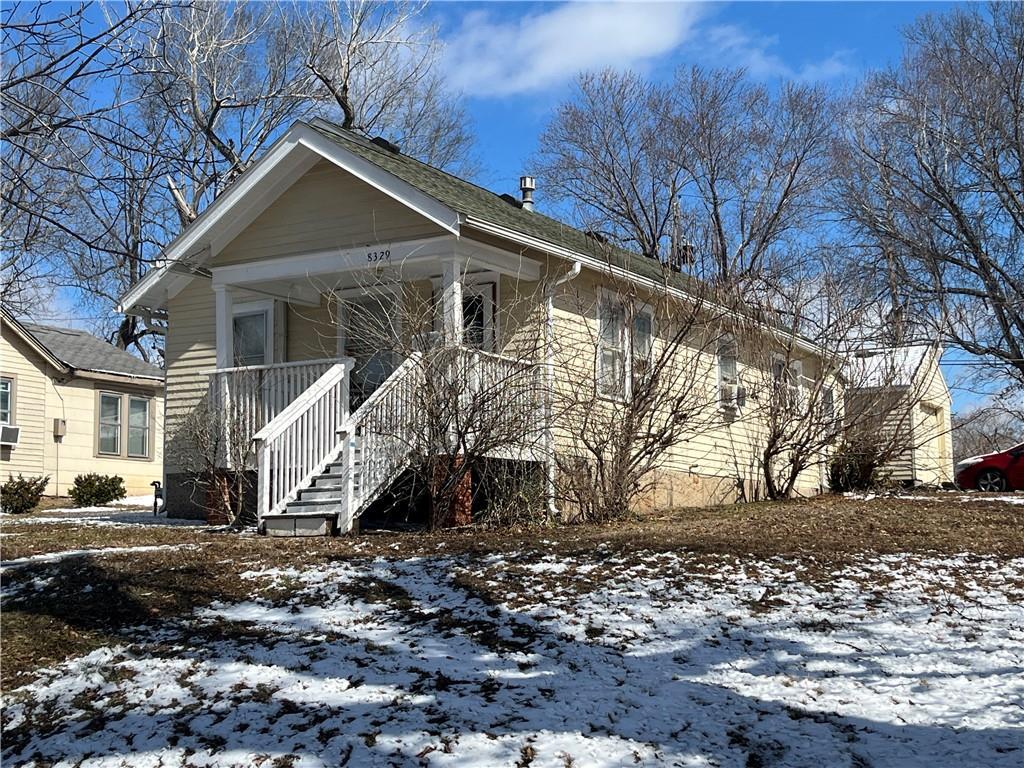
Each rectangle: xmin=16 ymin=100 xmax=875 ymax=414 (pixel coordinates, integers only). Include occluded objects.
xmin=248 ymin=348 xmax=542 ymax=536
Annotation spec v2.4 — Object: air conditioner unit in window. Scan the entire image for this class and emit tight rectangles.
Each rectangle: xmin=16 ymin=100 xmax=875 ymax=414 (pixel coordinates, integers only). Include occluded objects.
xmin=720 ymin=384 xmax=747 ymax=409
xmin=0 ymin=425 xmax=21 ymax=446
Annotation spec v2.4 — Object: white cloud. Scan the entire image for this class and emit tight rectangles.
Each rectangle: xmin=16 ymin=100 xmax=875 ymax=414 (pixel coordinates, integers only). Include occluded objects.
xmin=704 ymin=23 xmax=853 ymax=83
xmin=443 ymin=2 xmax=705 ymax=97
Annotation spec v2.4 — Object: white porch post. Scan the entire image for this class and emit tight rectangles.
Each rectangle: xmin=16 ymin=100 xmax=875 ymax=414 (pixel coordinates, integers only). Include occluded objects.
xmin=214 ymin=284 xmax=235 ymax=369
xmin=441 ymin=258 xmax=464 ymax=346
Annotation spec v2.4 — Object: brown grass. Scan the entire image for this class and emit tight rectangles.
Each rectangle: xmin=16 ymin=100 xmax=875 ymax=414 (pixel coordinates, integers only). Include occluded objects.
xmin=1 ymin=493 xmax=1021 ymax=691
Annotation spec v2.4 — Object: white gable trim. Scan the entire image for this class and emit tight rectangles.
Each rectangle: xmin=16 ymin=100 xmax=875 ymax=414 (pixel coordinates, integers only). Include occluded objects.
xmin=118 ymin=121 xmax=461 ymax=315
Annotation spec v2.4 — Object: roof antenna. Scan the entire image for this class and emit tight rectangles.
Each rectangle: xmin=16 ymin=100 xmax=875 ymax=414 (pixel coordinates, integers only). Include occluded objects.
xmin=520 ymin=176 xmax=536 ymax=211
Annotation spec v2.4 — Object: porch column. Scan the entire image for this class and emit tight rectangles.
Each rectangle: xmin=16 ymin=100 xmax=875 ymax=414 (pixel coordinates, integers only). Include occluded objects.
xmin=440 ymin=258 xmax=464 ymax=345
xmin=214 ymin=284 xmax=234 ymax=368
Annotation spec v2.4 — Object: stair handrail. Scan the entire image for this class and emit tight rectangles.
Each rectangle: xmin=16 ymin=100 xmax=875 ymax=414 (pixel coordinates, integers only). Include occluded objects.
xmin=337 ymin=352 xmax=424 ymax=517
xmin=252 ymin=359 xmax=353 ymax=521
xmin=344 ymin=352 xmax=423 ymax=427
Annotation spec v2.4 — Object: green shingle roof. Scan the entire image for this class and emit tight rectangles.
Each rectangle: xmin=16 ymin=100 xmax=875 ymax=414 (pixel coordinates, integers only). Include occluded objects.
xmin=309 ymin=119 xmax=689 ymax=289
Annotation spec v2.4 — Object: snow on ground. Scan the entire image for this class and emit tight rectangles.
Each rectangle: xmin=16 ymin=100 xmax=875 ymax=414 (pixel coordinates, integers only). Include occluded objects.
xmin=3 ymin=549 xmax=1022 ymax=767
xmin=0 ymin=508 xmax=203 ymax=528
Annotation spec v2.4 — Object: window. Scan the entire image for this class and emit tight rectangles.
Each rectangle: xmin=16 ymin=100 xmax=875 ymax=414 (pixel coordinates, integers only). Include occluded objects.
xmin=718 ymin=335 xmax=739 ymax=408
xmin=0 ymin=377 xmax=12 ymax=424
xmin=232 ymin=311 xmax=268 ymax=367
xmin=598 ymin=298 xmax=627 ymax=398
xmin=632 ymin=309 xmax=653 ymax=382
xmin=97 ymin=391 xmax=152 ymax=459
xmin=98 ymin=393 xmax=122 ymax=455
xmin=127 ymin=397 xmax=150 ymax=458
xmin=773 ymin=356 xmax=802 ymax=408
xmin=718 ymin=335 xmax=738 ymax=385
xmin=823 ymin=387 xmax=835 ymax=421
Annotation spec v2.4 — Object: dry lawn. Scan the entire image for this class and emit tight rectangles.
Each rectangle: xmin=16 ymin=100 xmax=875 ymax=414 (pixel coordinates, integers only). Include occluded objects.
xmin=1 ymin=492 xmax=1021 ymax=691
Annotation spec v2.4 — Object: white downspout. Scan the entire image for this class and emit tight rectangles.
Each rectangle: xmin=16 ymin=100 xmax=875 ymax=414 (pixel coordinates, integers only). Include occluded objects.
xmin=545 ymin=261 xmax=582 ymax=517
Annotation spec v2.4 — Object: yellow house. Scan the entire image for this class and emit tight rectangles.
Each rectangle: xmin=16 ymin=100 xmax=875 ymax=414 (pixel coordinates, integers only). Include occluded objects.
xmin=0 ymin=310 xmax=165 ymax=498
xmin=117 ymin=119 xmax=843 ymax=534
xmin=846 ymin=345 xmax=954 ymax=487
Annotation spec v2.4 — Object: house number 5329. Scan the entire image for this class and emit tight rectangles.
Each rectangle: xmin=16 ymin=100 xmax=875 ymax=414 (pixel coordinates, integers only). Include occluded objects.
xmin=366 ymin=249 xmax=391 ymax=263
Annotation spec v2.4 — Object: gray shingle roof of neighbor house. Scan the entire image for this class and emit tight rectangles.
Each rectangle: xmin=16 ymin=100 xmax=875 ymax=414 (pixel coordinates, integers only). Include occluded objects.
xmin=309 ymin=119 xmax=696 ymax=291
xmin=21 ymin=322 xmax=164 ymax=380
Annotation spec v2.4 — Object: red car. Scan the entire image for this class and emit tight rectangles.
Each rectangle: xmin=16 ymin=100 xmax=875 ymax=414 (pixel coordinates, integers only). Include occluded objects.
xmin=955 ymin=442 xmax=1024 ymax=491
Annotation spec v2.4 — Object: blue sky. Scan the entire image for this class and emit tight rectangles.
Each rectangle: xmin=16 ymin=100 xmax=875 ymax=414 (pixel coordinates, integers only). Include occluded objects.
xmin=429 ymin=1 xmax=957 ymax=194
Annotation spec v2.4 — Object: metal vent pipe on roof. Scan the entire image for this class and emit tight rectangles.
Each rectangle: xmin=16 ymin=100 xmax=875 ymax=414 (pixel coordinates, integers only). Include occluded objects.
xmin=520 ymin=176 xmax=536 ymax=211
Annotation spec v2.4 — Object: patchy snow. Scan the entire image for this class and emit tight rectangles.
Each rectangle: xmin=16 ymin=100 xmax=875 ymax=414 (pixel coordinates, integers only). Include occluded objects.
xmin=0 ymin=544 xmax=192 ymax=571
xmin=0 ymin=509 xmax=203 ymax=528
xmin=844 ymin=491 xmax=1024 ymax=505
xmin=3 ymin=551 xmax=1022 ymax=766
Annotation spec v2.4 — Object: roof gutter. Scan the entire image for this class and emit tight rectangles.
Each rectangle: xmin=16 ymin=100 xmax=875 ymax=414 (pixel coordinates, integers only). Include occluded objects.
xmin=463 ymin=216 xmax=831 ymax=361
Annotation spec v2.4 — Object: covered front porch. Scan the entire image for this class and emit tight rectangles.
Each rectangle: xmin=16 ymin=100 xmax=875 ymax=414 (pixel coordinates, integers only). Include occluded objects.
xmin=204 ymin=234 xmax=549 ymax=531
xmin=208 ymin=234 xmax=542 ymax=428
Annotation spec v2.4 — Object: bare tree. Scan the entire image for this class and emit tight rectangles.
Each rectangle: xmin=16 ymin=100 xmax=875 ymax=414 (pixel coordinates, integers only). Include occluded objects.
xmin=549 ymin=265 xmax=724 ymax=521
xmin=953 ymin=405 xmax=1024 ymax=461
xmin=294 ymin=0 xmax=475 ymax=175
xmin=670 ymin=67 xmax=835 ymax=284
xmin=3 ymin=1 xmax=474 ymax=350
xmin=535 ymin=66 xmax=835 ymax=283
xmin=535 ymin=70 xmax=680 ymax=259
xmin=0 ymin=1 xmax=161 ymax=315
xmin=834 ymin=2 xmax=1024 ymax=389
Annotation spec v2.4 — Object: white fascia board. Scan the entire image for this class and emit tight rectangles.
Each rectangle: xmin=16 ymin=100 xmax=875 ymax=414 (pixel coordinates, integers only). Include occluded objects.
xmin=295 ymin=126 xmax=461 ymax=236
xmin=120 ymin=121 xmax=463 ymax=314
xmin=211 ymin=235 xmax=458 ymax=287
xmin=454 ymin=239 xmax=541 ymax=281
xmin=463 ymin=215 xmax=829 ymax=360
xmin=119 ymin=130 xmax=312 ymax=313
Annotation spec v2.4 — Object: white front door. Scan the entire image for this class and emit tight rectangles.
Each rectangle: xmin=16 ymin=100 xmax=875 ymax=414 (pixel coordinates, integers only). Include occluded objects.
xmin=341 ymin=293 xmax=400 ymax=406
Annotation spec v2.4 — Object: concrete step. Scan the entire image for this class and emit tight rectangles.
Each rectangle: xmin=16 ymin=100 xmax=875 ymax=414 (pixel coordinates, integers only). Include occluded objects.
xmin=263 ymin=510 xmax=335 ymax=537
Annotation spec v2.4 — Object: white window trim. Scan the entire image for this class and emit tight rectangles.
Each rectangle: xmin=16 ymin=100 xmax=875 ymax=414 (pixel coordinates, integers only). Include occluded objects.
xmin=596 ymin=289 xmax=653 ymax=401
xmin=232 ymin=299 xmax=275 ymax=367
xmin=429 ymin=272 xmax=499 ymax=352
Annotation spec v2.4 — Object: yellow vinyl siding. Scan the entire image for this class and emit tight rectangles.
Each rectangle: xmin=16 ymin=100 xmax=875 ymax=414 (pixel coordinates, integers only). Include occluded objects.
xmin=213 ymin=159 xmax=445 ymax=267
xmin=1 ymin=323 xmax=163 ymax=497
xmin=164 ymin=278 xmax=218 ymax=476
xmin=43 ymin=378 xmax=163 ymax=495
xmin=543 ymin=267 xmax=835 ymax=503
xmin=910 ymin=350 xmax=953 ymax=485
xmin=0 ymin=328 xmax=48 ymax=481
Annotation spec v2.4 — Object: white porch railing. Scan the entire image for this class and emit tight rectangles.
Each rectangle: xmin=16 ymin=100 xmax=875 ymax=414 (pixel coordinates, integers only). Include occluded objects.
xmin=341 ymin=353 xmax=425 ymax=522
xmin=339 ymin=346 xmax=544 ymax=524
xmin=252 ymin=360 xmax=353 ymax=518
xmin=208 ymin=358 xmax=336 ymax=455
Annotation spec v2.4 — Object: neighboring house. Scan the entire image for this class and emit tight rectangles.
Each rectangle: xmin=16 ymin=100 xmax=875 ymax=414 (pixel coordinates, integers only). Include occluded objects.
xmin=846 ymin=344 xmax=953 ymax=486
xmin=0 ymin=310 xmax=165 ymax=497
xmin=119 ymin=118 xmax=842 ymax=534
